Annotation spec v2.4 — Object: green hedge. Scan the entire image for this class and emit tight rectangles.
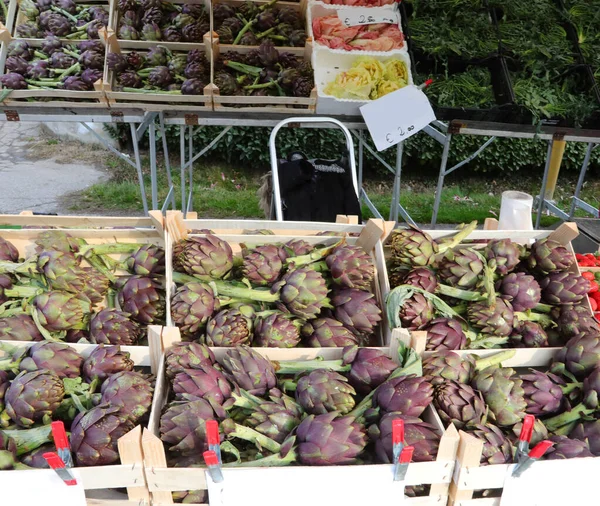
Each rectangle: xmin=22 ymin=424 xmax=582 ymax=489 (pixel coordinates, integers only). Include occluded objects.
xmin=109 ymin=124 xmax=600 ymax=176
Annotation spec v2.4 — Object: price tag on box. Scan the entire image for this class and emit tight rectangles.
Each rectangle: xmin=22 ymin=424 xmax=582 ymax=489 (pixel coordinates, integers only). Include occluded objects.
xmin=360 ymin=85 xmax=436 ymax=151
xmin=338 ymin=6 xmax=399 ymax=27
xmin=0 ymin=469 xmax=86 ymax=506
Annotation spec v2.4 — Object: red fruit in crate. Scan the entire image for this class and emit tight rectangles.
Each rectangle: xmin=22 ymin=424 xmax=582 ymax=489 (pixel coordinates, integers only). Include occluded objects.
xmin=591 ymin=298 xmax=598 ymax=312
xmin=589 ymin=280 xmax=599 ymax=293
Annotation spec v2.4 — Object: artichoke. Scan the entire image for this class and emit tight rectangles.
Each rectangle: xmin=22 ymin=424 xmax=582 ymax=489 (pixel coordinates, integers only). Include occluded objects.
xmin=219 ymin=346 xmax=277 ymax=396
xmin=33 ymin=291 xmax=90 ymax=332
xmin=71 ymin=404 xmax=135 ymax=466
xmin=369 ymin=414 xmax=440 ymax=463
xmin=425 ymin=318 xmax=467 ymax=350
xmin=520 ymin=369 xmax=567 ymax=417
xmin=545 ymin=435 xmax=593 ymax=460
xmin=82 ymin=345 xmax=134 ymax=383
xmin=472 ymin=366 xmax=526 ymax=426
xmin=331 ymin=289 xmax=381 ymax=336
xmin=468 ymin=297 xmax=514 ymax=337
xmin=396 ymin=292 xmax=434 ymax=330
xmin=37 ymin=250 xmax=85 ymax=293
xmin=509 ymin=321 xmax=548 ymax=348
xmin=116 ymin=276 xmax=165 ymax=325
xmin=171 ymin=282 xmax=219 ymax=337
xmin=511 ymin=419 xmax=549 ymax=447
xmin=182 ymin=22 xmax=204 ymax=42
xmin=423 ymin=351 xmax=475 ymax=385
xmin=213 ymin=3 xmax=235 ymax=23
xmin=296 ymin=412 xmax=367 ymax=465
xmin=301 ymin=317 xmax=359 ymax=347
xmin=80 ymin=50 xmax=104 ymax=70
xmin=403 ymin=267 xmax=438 ymax=292
xmin=497 ymin=272 xmax=541 ymax=312
xmin=148 ymin=66 xmax=174 ymax=88
xmin=160 ymin=399 xmax=220 ymax=456
xmin=254 ymin=312 xmax=302 ymax=348
xmin=6 ymin=56 xmax=28 ymax=75
xmin=241 ymin=244 xmax=285 ymax=286
xmin=181 ymin=79 xmax=205 ymax=95
xmin=484 ymin=239 xmax=521 ymax=276
xmin=176 ymin=235 xmax=234 ymax=280
xmin=284 ymin=239 xmax=313 ymax=256
xmin=390 ymin=227 xmax=438 ymax=267
xmin=374 ymin=375 xmax=433 ymax=418
xmin=556 ymin=304 xmax=600 ymax=341
xmin=205 ymin=307 xmax=254 ymax=347
xmin=100 ymin=371 xmax=153 ymax=423
xmin=438 ymin=248 xmax=485 ymax=289
xmin=0 ymin=433 xmax=17 ymax=470
xmin=553 ymin=333 xmax=600 ymax=379
xmin=273 ymin=267 xmax=331 ymax=320
xmin=163 ymin=26 xmax=182 ymax=42
xmin=165 ymin=342 xmax=215 ymax=380
xmin=539 ymin=271 xmax=590 ymax=305
xmin=146 ymin=46 xmax=170 ymax=67
xmin=0 ymin=315 xmax=43 ymax=341
xmin=7 ymin=41 xmax=33 ymax=61
xmin=62 ymin=76 xmax=91 ymax=92
xmin=3 ymin=370 xmax=65 ymax=427
xmin=19 ymin=342 xmax=83 ymax=379
xmin=433 ymin=380 xmax=486 ymax=429
xmin=119 ymin=25 xmax=140 ymax=40
xmin=119 ymin=70 xmax=143 ymax=88
xmin=347 ymin=348 xmax=397 ymax=395
xmin=172 ymin=366 xmax=232 ymax=414
xmin=214 ymin=71 xmax=238 ymax=95
xmin=89 ymin=309 xmax=142 ymax=346
xmin=47 ymin=14 xmax=72 ymax=37
xmin=51 ymin=51 xmax=76 ymax=70
xmin=16 ymin=21 xmax=43 ymax=38
xmin=571 ymin=420 xmax=600 ymax=456
xmin=326 ymin=245 xmax=375 ymax=290
xmin=526 ymin=238 xmax=573 ymax=275
xmin=296 ymin=369 xmax=356 ymax=415
xmin=142 ymin=7 xmax=162 ymax=25
xmin=467 ymin=424 xmax=513 ymax=465
xmin=0 ymin=74 xmax=27 ymax=90
xmin=245 ymin=388 xmax=303 ymax=444
xmin=127 ymin=244 xmax=165 ymax=276
xmin=81 ymin=69 xmax=103 ymax=86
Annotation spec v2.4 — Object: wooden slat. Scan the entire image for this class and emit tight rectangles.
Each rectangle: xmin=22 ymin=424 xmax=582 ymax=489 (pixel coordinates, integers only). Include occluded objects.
xmin=448 ymin=432 xmax=484 ymax=506
xmin=548 ymin=222 xmax=579 ymax=245
xmin=356 ymin=219 xmax=385 ymax=253
xmin=483 ymin=218 xmax=499 ymax=230
xmin=430 ymin=424 xmax=460 ymax=498
xmin=78 ymin=464 xmax=145 ymax=490
xmin=142 ymin=429 xmax=173 ymax=505
xmin=0 ymin=215 xmax=155 ymax=228
xmin=423 ymin=347 xmax=560 ymax=368
xmin=116 ymin=426 xmax=149 ymax=502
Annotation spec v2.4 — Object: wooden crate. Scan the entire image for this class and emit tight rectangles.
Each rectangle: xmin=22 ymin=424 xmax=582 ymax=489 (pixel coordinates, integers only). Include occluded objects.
xmin=164 ymin=215 xmax=392 ymax=347
xmin=211 ymin=0 xmax=308 ymax=54
xmin=0 ymin=33 xmax=107 ymax=106
xmin=211 ymin=38 xmax=316 ymax=114
xmin=0 ymin=330 xmax=161 ymax=505
xmin=142 ymin=327 xmax=460 ymax=506
xmin=389 ymin=222 xmax=591 ymax=362
xmin=12 ymin=0 xmax=109 ymax=42
xmin=101 ymin=33 xmax=213 ymax=109
xmin=108 ymin=0 xmax=211 ymax=51
xmin=0 ymin=210 xmax=163 ymax=230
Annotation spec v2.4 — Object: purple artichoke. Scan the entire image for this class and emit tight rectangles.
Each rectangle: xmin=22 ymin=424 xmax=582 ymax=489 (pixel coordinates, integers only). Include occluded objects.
xmin=425 ymin=318 xmax=467 ymax=350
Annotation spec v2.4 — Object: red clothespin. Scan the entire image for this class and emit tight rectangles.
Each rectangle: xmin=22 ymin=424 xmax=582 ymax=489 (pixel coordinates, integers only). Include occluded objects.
xmin=418 ymin=79 xmax=434 ymax=91
xmin=392 ymin=418 xmax=405 ymax=464
xmin=515 ymin=415 xmax=534 ymax=463
xmin=206 ymin=420 xmax=221 ymax=464
xmin=393 ymin=446 xmax=414 ymax=482
xmin=204 ymin=450 xmax=224 ymax=483
xmin=43 ymin=452 xmax=78 ymax=486
xmin=512 ymin=440 xmax=554 ymax=478
xmin=52 ymin=421 xmax=73 ymax=468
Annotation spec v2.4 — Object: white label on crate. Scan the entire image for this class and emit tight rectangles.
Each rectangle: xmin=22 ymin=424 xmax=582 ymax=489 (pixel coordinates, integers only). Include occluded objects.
xmin=206 ymin=466 xmax=406 ymax=505
xmin=0 ymin=469 xmax=85 ymax=505
xmin=500 ymin=459 xmax=600 ymax=505
xmin=338 ymin=6 xmax=399 ymax=27
xmin=360 ymin=85 xmax=436 ymax=151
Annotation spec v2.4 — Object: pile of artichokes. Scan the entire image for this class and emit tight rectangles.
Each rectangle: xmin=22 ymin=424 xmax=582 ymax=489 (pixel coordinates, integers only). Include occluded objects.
xmin=0 ymin=342 xmax=153 ymax=469
xmin=160 ymin=340 xmax=439 ymax=500
xmin=214 ymin=40 xmax=314 ymax=98
xmin=0 ymin=230 xmax=165 ymax=344
xmin=16 ymin=0 xmax=108 ymax=40
xmin=170 ymin=233 xmax=383 ymax=347
xmin=108 ymin=46 xmax=210 ymax=95
xmin=213 ymin=0 xmax=306 ymax=47
xmin=387 ymin=223 xmax=595 ymax=350
xmin=1 ymin=37 xmax=104 ymax=91
xmin=425 ymin=348 xmax=600 ymax=462
xmin=116 ymin=0 xmax=209 ymax=43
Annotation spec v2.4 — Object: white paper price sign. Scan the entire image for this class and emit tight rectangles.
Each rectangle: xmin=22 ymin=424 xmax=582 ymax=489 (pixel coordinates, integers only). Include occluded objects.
xmin=360 ymin=85 xmax=436 ymax=151
xmin=500 ymin=458 xmax=600 ymax=505
xmin=207 ymin=465 xmax=407 ymax=506
xmin=338 ymin=7 xmax=399 ymax=27
xmin=0 ymin=469 xmax=86 ymax=505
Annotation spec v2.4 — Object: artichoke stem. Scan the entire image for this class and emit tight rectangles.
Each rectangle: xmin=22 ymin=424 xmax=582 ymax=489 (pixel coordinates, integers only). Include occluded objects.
xmin=0 ymin=0 xmax=7 ymax=18
xmin=26 ymin=80 xmax=60 ymax=88
xmin=50 ymin=5 xmax=78 ymax=22
xmin=533 ymin=302 xmax=553 ymax=313
xmin=274 ymin=359 xmax=349 ymax=375
xmin=33 ymin=50 xmax=48 ymax=59
xmin=286 ymin=239 xmax=343 ymax=268
xmin=243 ymin=81 xmax=276 ymax=91
xmin=232 ymin=19 xmax=257 ymax=45
xmin=62 ymin=48 xmax=81 ymax=59
xmin=280 ymin=379 xmax=297 ymax=392
xmin=224 ymin=448 xmax=296 ymax=467
xmin=258 ymin=0 xmax=280 ymax=12
xmin=437 ymin=284 xmax=486 ymax=301
xmin=437 ymin=221 xmax=478 ymax=253
xmin=515 ymin=311 xmax=553 ymax=327
xmin=86 ymin=255 xmax=116 ymax=283
xmin=267 ymin=34 xmax=288 ymax=42
xmin=544 ymin=402 xmax=593 ymax=432
xmin=2 ymin=425 xmax=53 ymax=456
xmin=59 ymin=62 xmax=81 ymax=79
xmin=256 ymin=26 xmax=277 ymax=39
xmin=224 ymin=60 xmax=262 ymax=77
xmin=227 ymin=424 xmax=281 ymax=454
xmin=79 ymin=243 xmax=141 ymax=257
xmin=473 ymin=350 xmax=516 ymax=371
